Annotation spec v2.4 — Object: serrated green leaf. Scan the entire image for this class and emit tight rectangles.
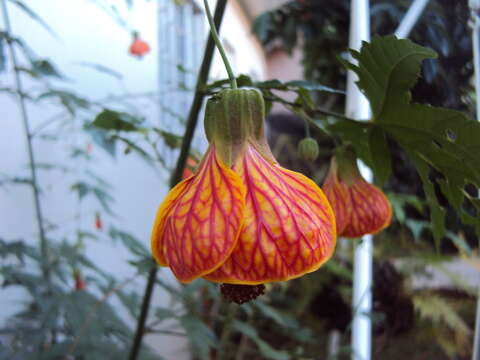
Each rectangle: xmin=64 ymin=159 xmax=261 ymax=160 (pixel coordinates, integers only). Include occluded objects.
xmin=345 ymin=35 xmax=437 ymax=120
xmin=368 ymin=126 xmax=391 ymax=186
xmin=344 ymin=35 xmax=480 ymax=240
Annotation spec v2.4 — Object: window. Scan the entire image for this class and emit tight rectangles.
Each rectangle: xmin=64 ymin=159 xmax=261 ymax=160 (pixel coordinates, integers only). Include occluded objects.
xmin=158 ymin=0 xmax=205 ymax=131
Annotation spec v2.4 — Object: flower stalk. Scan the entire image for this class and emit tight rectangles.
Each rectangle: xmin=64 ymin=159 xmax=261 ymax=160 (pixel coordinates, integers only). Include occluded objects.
xmin=202 ymin=0 xmax=237 ymax=89
xmin=1 ymin=0 xmax=50 ymax=284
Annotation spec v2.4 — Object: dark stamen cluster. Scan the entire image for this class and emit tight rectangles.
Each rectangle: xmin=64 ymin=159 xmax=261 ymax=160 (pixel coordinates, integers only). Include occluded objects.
xmin=220 ymin=283 xmax=265 ymax=304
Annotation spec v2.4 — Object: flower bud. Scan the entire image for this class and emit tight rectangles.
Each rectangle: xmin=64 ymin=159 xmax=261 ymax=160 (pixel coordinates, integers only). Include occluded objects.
xmin=298 ymin=137 xmax=319 ymax=162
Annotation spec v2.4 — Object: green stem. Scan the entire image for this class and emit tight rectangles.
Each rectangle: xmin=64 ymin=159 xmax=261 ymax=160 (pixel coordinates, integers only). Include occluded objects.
xmin=203 ymin=0 xmax=237 ymax=90
xmin=127 ymin=2 xmax=228 ymax=359
xmin=1 ymin=0 xmax=50 ymax=283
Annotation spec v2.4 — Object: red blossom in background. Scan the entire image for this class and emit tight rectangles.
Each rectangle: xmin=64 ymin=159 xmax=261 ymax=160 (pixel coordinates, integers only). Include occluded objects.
xmin=95 ymin=212 xmax=103 ymax=231
xmin=322 ymin=150 xmax=392 ymax=238
xmin=73 ymin=270 xmax=86 ymax=291
xmin=129 ymin=31 xmax=150 ymax=58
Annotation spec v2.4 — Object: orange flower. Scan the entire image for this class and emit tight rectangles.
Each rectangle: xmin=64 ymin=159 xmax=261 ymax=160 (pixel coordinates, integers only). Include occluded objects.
xmin=151 ymin=89 xmax=336 ymax=286
xmin=129 ymin=31 xmax=150 ymax=58
xmin=322 ymin=150 xmax=392 ymax=238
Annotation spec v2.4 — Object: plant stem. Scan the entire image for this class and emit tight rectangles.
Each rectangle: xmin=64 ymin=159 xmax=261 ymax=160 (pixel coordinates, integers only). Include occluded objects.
xmin=1 ymin=0 xmax=50 ymax=282
xmin=127 ymin=2 xmax=228 ymax=359
xmin=202 ymin=0 xmax=237 ymax=90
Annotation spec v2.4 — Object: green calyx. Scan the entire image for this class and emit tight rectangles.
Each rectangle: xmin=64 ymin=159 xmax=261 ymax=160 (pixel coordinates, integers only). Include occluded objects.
xmin=204 ymin=88 xmax=267 ymax=166
xmin=334 ymin=146 xmax=361 ymax=185
xmin=298 ymin=137 xmax=320 ymax=162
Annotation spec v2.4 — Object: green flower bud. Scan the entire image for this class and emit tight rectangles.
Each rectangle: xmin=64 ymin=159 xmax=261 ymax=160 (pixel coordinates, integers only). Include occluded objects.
xmin=298 ymin=137 xmax=320 ymax=162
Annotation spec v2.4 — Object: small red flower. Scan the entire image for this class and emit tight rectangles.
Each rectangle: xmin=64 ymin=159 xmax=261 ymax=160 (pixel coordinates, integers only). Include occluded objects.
xmin=129 ymin=31 xmax=150 ymax=58
xmin=73 ymin=270 xmax=86 ymax=291
xmin=95 ymin=213 xmax=103 ymax=231
xmin=322 ymin=150 xmax=392 ymax=238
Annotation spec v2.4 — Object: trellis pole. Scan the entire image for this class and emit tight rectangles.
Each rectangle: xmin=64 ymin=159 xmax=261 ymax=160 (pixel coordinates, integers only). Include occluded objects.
xmin=346 ymin=1 xmax=372 ymax=359
xmin=348 ymin=0 xmax=430 ymax=358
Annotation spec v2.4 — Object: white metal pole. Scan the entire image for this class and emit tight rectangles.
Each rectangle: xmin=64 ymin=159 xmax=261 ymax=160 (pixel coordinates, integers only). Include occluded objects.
xmin=394 ymin=0 xmax=430 ymax=38
xmin=347 ymin=1 xmax=372 ymax=360
xmin=348 ymin=1 xmax=431 ymax=358
xmin=469 ymin=1 xmax=480 ymax=358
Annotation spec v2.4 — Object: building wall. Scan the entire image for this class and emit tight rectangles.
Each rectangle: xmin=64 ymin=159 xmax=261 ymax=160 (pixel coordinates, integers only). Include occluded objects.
xmin=0 ymin=0 xmax=266 ymax=358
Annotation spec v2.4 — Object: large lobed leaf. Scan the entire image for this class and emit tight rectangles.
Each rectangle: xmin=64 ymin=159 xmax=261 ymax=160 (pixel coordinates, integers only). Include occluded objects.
xmin=336 ymin=35 xmax=480 ymax=244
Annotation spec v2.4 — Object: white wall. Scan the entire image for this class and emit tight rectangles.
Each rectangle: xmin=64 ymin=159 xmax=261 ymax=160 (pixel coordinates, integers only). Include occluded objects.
xmin=0 ymin=0 xmax=266 ymax=358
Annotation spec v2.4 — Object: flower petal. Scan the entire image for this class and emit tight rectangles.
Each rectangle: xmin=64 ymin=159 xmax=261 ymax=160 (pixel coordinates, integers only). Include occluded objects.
xmin=341 ymin=180 xmax=392 ymax=238
xmin=153 ymin=146 xmax=246 ymax=283
xmin=205 ymin=145 xmax=336 ymax=284
xmin=151 ymin=177 xmax=193 ymax=266
xmin=322 ymin=173 xmax=350 ymax=235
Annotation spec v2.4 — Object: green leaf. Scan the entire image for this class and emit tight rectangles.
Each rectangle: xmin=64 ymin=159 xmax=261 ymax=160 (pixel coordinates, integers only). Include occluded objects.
xmin=328 ymin=119 xmax=372 ymax=167
xmin=77 ymin=61 xmax=123 ymax=80
xmin=410 ymin=153 xmax=445 ymax=247
xmin=8 ymin=0 xmax=58 ymax=39
xmin=109 ymin=226 xmax=149 ymax=258
xmin=0 ymin=36 xmax=6 ymax=73
xmin=285 ymin=79 xmax=345 ymax=94
xmin=254 ymin=301 xmax=298 ymax=329
xmin=92 ymin=109 xmax=142 ymax=132
xmin=153 ymin=129 xmax=183 ymax=149
xmin=343 ymin=35 xmax=480 ymax=239
xmin=368 ymin=126 xmax=392 ymax=186
xmin=343 ymin=35 xmax=437 ymax=121
xmin=232 ymin=321 xmax=289 ymax=360
xmin=31 ymin=59 xmax=64 ymax=78
xmin=37 ymin=90 xmax=90 ymax=115
xmin=71 ymin=181 xmax=89 ymax=200
xmin=85 ymin=127 xmax=116 ymax=157
xmin=180 ymin=315 xmax=217 ymax=360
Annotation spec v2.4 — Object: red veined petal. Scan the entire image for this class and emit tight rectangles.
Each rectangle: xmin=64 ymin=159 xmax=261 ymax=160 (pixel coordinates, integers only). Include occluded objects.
xmin=322 ymin=172 xmax=350 ymax=235
xmin=151 ymin=177 xmax=193 ymax=266
xmin=154 ymin=146 xmax=246 ymax=283
xmin=205 ymin=145 xmax=336 ymax=284
xmin=341 ymin=179 xmax=392 ymax=238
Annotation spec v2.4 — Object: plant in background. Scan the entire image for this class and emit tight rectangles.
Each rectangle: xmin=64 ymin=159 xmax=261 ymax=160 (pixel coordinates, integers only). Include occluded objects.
xmin=1 ymin=0 xmax=479 ymax=359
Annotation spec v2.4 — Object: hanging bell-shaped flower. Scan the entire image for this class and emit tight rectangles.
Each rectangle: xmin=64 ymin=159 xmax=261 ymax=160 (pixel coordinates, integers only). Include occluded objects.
xmin=151 ymin=89 xmax=337 ymax=292
xmin=322 ymin=148 xmax=392 ymax=238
